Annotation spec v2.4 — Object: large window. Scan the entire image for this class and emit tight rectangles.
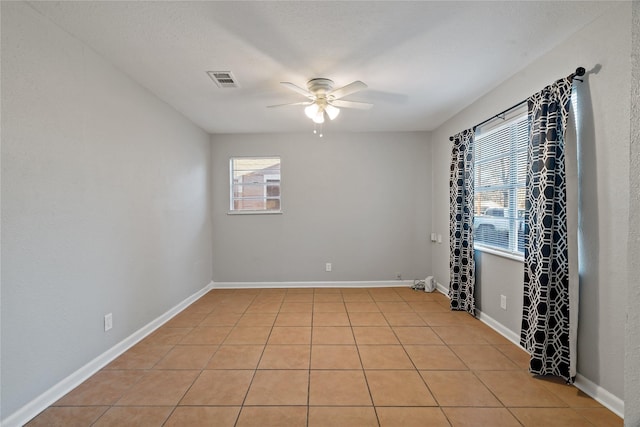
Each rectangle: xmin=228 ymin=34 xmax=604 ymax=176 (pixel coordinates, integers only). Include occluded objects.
xmin=474 ymin=107 xmax=527 ymax=255
xmin=230 ymin=157 xmax=281 ymax=213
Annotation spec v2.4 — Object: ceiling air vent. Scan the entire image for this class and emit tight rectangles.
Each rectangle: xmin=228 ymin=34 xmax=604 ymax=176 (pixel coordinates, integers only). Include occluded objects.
xmin=207 ymin=71 xmax=238 ymax=88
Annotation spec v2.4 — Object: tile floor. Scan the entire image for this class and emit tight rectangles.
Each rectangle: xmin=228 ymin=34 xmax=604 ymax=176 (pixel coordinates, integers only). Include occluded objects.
xmin=27 ymin=287 xmax=623 ymax=426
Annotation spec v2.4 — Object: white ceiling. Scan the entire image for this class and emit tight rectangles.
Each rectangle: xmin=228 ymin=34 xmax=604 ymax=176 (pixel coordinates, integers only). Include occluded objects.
xmin=29 ymin=1 xmax=613 ymax=134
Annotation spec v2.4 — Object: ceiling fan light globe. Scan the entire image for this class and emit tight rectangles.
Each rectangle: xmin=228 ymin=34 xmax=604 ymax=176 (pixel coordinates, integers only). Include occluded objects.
xmin=312 ymin=112 xmax=325 ymax=124
xmin=304 ymin=103 xmax=320 ymax=119
xmin=325 ymin=104 xmax=340 ymax=120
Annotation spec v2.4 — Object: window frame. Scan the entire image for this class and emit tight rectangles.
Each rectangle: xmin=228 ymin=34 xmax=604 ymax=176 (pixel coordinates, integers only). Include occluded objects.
xmin=473 ymin=105 xmax=527 ymax=260
xmin=228 ymin=156 xmax=282 ymax=215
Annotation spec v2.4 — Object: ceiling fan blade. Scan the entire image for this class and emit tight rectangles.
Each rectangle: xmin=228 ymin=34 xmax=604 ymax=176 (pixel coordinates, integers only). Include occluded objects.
xmin=280 ymin=82 xmax=314 ymax=99
xmin=267 ymin=101 xmax=312 ymax=108
xmin=331 ymin=100 xmax=373 ymax=110
xmin=329 ymin=81 xmax=368 ymax=100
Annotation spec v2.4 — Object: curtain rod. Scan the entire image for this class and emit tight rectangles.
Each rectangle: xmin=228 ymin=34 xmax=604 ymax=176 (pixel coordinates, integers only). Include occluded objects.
xmin=448 ymin=67 xmax=585 ymax=142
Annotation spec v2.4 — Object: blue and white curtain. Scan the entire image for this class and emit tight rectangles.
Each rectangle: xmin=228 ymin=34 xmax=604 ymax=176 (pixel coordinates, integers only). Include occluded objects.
xmin=449 ymin=129 xmax=476 ymax=315
xmin=520 ymin=77 xmax=576 ymax=382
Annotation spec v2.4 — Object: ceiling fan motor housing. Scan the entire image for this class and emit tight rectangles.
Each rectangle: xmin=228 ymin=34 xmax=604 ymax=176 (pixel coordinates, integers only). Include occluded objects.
xmin=307 ymin=78 xmax=334 ymax=97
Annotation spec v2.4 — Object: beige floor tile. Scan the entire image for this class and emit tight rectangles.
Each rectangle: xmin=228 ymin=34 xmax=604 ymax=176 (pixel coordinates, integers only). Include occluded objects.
xmin=392 ymin=326 xmax=444 ymax=345
xmin=431 ymin=326 xmax=489 ymax=344
xmin=342 ymin=293 xmax=374 ymax=303
xmin=442 ymin=407 xmax=521 ymax=427
xmin=494 ymin=343 xmax=531 ymax=369
xmin=104 ymin=344 xmax=173 ymax=370
xmin=579 ymin=408 xmax=624 ymax=427
xmin=164 ymin=311 xmax=208 ymax=328
xmin=92 ymin=406 xmax=172 ymax=427
xmin=268 ymin=326 xmax=312 ymax=344
xmin=313 ymin=302 xmax=347 ymax=312
xmin=376 ymin=407 xmax=450 ymax=427
xmin=449 ymin=345 xmax=519 ymax=370
xmin=358 ymin=345 xmax=414 ymax=369
xmin=179 ymin=326 xmax=232 ymax=345
xmin=312 ymin=326 xmax=355 ymax=344
xmin=311 ymin=345 xmax=362 ymax=369
xmin=314 ymin=293 xmax=344 ymax=302
xmin=348 ymin=312 xmax=388 ymax=326
xmin=275 ymin=312 xmax=312 ymax=326
xmin=180 ymin=370 xmax=254 ymax=405
xmin=236 ymin=407 xmax=307 ymax=427
xmin=313 ymin=312 xmax=350 ymax=326
xmin=510 ymin=407 xmax=593 ymax=426
xmin=200 ymin=311 xmax=242 ymax=326
xmin=279 ymin=302 xmax=313 ymax=312
xmin=224 ymin=326 xmax=272 ymax=344
xmin=164 ymin=406 xmax=240 ymax=427
xmin=420 ymin=312 xmax=476 ymax=327
xmin=245 ymin=302 xmax=281 ymax=313
xmin=475 ymin=371 xmax=567 ymax=407
xmin=205 ymin=344 xmax=264 ymax=369
xmin=383 ymin=312 xmax=427 ymax=326
xmin=420 ymin=371 xmax=502 ymax=407
xmin=309 ymin=370 xmax=372 ymax=406
xmin=244 ymin=370 xmax=309 ymax=405
xmin=536 ymin=376 xmax=605 ymax=407
xmin=376 ymin=301 xmax=413 ymax=312
xmin=369 ymin=290 xmax=403 ymax=301
xmin=142 ymin=327 xmax=192 ymax=345
xmin=115 ymin=370 xmax=199 ymax=406
xmin=258 ymin=345 xmax=311 ymax=369
xmin=308 ymin=407 xmax=378 ymax=427
xmin=403 ymin=345 xmax=468 ymax=370
xmin=283 ymin=293 xmax=314 ymax=303
xmin=26 ymin=406 xmax=108 ymax=427
xmin=153 ymin=345 xmax=217 ymax=370
xmin=366 ymin=370 xmax=436 ymax=406
xmin=409 ymin=301 xmax=449 ymax=312
xmin=55 ymin=370 xmax=146 ymax=406
xmin=236 ymin=313 xmax=277 ymax=326
xmin=345 ymin=302 xmax=380 ymax=312
xmin=352 ymin=326 xmax=399 ymax=344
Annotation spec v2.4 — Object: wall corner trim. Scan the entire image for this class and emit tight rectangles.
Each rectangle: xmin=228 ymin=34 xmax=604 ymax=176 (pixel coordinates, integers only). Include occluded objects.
xmin=1 ymin=281 xmax=215 ymax=427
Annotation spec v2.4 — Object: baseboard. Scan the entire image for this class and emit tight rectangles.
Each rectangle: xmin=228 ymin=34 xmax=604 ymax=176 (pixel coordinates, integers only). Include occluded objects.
xmin=1 ymin=281 xmax=214 ymax=427
xmin=212 ymin=280 xmax=413 ymax=289
xmin=475 ymin=310 xmax=523 ymax=348
xmin=574 ymin=374 xmax=624 ymax=418
xmin=435 ymin=281 xmax=448 ymax=295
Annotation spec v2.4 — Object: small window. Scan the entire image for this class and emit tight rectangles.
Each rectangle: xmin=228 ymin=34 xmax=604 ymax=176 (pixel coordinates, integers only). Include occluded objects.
xmin=474 ymin=107 xmax=527 ymax=255
xmin=230 ymin=157 xmax=281 ymax=213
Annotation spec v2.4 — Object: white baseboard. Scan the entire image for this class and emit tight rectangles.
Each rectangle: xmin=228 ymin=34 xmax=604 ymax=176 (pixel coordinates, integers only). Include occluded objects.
xmin=212 ymin=280 xmax=413 ymax=289
xmin=475 ymin=310 xmax=523 ymax=348
xmin=1 ymin=281 xmax=214 ymax=427
xmin=435 ymin=281 xmax=448 ymax=295
xmin=574 ymin=374 xmax=624 ymax=418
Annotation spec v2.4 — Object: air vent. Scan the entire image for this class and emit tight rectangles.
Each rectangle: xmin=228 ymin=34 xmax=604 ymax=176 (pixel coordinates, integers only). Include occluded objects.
xmin=207 ymin=71 xmax=238 ymax=88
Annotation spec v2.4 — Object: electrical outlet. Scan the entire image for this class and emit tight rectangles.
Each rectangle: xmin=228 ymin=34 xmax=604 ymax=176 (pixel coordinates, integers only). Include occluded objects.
xmin=437 ymin=234 xmax=442 ymax=243
xmin=430 ymin=233 xmax=437 ymax=242
xmin=104 ymin=313 xmax=113 ymax=331
xmin=500 ymin=295 xmax=507 ymax=310
xmin=325 ymin=263 xmax=332 ymax=272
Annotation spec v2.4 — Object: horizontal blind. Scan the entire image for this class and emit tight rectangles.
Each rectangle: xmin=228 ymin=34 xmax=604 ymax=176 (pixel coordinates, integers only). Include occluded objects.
xmin=474 ymin=113 xmax=528 ymax=254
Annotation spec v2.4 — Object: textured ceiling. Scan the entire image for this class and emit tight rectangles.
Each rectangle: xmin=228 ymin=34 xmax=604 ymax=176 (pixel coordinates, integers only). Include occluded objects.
xmin=28 ymin=1 xmax=613 ymax=134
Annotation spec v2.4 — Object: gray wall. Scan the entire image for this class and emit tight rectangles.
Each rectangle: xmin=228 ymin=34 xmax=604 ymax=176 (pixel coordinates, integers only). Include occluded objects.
xmin=1 ymin=2 xmax=213 ymax=417
xmin=625 ymin=1 xmax=639 ymax=424
xmin=211 ymin=132 xmax=433 ymax=283
xmin=431 ymin=3 xmax=631 ymax=402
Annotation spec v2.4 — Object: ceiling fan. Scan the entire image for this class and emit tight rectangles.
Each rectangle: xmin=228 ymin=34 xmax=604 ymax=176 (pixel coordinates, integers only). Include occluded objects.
xmin=269 ymin=78 xmax=373 ymax=124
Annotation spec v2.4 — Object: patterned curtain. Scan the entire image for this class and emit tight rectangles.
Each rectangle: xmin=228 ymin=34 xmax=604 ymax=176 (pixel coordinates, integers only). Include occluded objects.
xmin=449 ymin=129 xmax=476 ymax=315
xmin=520 ymin=77 xmax=575 ymax=382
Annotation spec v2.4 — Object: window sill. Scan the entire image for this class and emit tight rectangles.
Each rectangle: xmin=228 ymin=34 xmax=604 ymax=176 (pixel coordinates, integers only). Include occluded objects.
xmin=474 ymin=245 xmax=524 ymax=262
xmin=227 ymin=210 xmax=283 ymax=215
